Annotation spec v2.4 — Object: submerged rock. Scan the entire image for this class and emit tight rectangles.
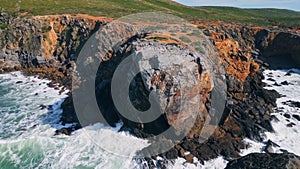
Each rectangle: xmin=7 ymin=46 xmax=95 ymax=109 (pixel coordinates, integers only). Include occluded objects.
xmin=55 ymin=128 xmax=71 ymax=136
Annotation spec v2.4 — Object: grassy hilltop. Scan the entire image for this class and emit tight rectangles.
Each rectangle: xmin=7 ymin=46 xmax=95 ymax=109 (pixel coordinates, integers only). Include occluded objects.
xmin=0 ymin=0 xmax=300 ymax=27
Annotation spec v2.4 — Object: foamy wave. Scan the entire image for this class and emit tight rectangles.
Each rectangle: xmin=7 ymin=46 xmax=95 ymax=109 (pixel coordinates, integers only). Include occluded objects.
xmin=263 ymin=69 xmax=300 ymax=155
xmin=0 ymin=72 xmax=149 ymax=169
xmin=169 ymin=156 xmax=228 ymax=169
xmin=241 ymin=69 xmax=300 ymax=156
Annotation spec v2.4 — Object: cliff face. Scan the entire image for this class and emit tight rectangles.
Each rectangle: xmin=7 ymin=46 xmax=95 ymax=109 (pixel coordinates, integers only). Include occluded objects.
xmin=0 ymin=13 xmax=299 ymax=166
xmin=0 ymin=14 xmax=298 ymax=85
xmin=67 ymin=16 xmax=228 ymax=159
xmin=0 ymin=13 xmax=111 ymax=86
xmin=255 ymin=30 xmax=300 ymax=69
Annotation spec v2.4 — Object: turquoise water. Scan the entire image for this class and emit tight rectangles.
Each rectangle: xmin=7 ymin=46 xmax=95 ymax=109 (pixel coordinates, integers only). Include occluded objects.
xmin=4 ymin=69 xmax=296 ymax=169
xmin=0 ymin=72 xmax=148 ymax=169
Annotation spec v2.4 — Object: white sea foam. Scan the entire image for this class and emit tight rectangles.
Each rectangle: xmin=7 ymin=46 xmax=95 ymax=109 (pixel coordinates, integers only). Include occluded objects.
xmin=241 ymin=68 xmax=300 ymax=156
xmin=240 ymin=138 xmax=265 ymax=156
xmin=3 ymin=69 xmax=298 ymax=169
xmin=170 ymin=68 xmax=300 ymax=169
xmin=263 ymin=69 xmax=300 ymax=155
xmin=169 ymin=156 xmax=228 ymax=169
xmin=0 ymin=72 xmax=149 ymax=169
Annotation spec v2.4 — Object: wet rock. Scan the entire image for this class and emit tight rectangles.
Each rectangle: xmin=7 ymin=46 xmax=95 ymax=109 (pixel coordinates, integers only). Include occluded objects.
xmin=284 ymin=113 xmax=291 ymax=119
xmin=287 ymin=122 xmax=296 ymax=127
xmin=274 ymin=82 xmax=281 ymax=86
xmin=225 ymin=153 xmax=300 ymax=169
xmin=290 ymin=101 xmax=300 ymax=108
xmin=39 ymin=104 xmax=47 ymax=110
xmin=285 ymin=70 xmax=296 ymax=76
xmin=281 ymin=81 xmax=289 ymax=85
xmin=263 ymin=139 xmax=279 ymax=153
xmin=283 ymin=101 xmax=300 ymax=108
xmin=1 ymin=13 xmax=296 ymax=167
xmin=292 ymin=114 xmax=300 ymax=121
xmin=55 ymin=128 xmax=71 ymax=136
xmin=285 ymin=72 xmax=291 ymax=76
xmin=16 ymin=81 xmax=23 ymax=84
xmin=60 ymin=95 xmax=80 ymax=126
xmin=267 ymin=78 xmax=275 ymax=82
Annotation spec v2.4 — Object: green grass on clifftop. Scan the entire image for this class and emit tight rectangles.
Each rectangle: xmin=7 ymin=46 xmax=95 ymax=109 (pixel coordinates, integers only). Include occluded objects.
xmin=0 ymin=0 xmax=299 ymax=28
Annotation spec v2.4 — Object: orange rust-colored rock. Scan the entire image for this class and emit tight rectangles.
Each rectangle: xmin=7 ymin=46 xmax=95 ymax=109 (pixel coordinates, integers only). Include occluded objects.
xmin=35 ymin=14 xmax=113 ymax=59
xmin=194 ymin=22 xmax=263 ymax=82
xmin=215 ymin=38 xmax=252 ymax=82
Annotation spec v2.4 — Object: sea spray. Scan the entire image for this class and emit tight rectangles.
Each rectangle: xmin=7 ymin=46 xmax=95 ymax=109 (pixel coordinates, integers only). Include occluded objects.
xmin=0 ymin=72 xmax=149 ymax=169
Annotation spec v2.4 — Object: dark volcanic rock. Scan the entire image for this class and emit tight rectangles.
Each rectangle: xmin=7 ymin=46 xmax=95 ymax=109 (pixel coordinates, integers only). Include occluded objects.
xmin=254 ymin=30 xmax=300 ymax=69
xmin=287 ymin=122 xmax=296 ymax=128
xmin=263 ymin=139 xmax=279 ymax=153
xmin=285 ymin=70 xmax=296 ymax=76
xmin=283 ymin=101 xmax=300 ymax=108
xmin=227 ymin=75 xmax=244 ymax=93
xmin=274 ymin=82 xmax=282 ymax=86
xmin=59 ymin=95 xmax=81 ymax=132
xmin=55 ymin=128 xmax=72 ymax=136
xmin=290 ymin=101 xmax=300 ymax=108
xmin=284 ymin=113 xmax=291 ymax=119
xmin=292 ymin=114 xmax=300 ymax=121
xmin=267 ymin=78 xmax=275 ymax=82
xmin=281 ymin=81 xmax=289 ymax=85
xmin=225 ymin=153 xmax=300 ymax=169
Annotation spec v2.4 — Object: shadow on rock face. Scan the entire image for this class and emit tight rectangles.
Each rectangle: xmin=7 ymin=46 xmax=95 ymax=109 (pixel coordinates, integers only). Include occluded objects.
xmin=255 ymin=30 xmax=300 ymax=69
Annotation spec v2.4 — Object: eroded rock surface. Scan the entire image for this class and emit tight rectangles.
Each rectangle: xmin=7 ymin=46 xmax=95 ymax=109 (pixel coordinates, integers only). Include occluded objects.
xmin=225 ymin=153 xmax=300 ymax=169
xmin=0 ymin=13 xmax=299 ymax=167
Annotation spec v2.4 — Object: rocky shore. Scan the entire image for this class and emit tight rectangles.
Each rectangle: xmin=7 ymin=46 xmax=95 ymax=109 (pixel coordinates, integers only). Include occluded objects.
xmin=225 ymin=152 xmax=300 ymax=169
xmin=0 ymin=12 xmax=300 ymax=168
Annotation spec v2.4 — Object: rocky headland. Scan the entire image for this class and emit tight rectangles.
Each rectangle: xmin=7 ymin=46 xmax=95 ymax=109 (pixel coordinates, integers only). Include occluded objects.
xmin=0 ymin=12 xmax=300 ymax=168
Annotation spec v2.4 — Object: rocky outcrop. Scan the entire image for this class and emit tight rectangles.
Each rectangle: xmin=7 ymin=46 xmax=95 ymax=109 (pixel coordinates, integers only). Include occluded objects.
xmin=169 ymin=22 xmax=281 ymax=163
xmin=199 ymin=22 xmax=260 ymax=82
xmin=0 ymin=13 xmax=111 ymax=87
xmin=254 ymin=29 xmax=300 ymax=69
xmin=69 ymin=17 xmax=228 ymax=159
xmin=1 ymin=13 xmax=299 ymax=167
xmin=225 ymin=153 xmax=300 ymax=169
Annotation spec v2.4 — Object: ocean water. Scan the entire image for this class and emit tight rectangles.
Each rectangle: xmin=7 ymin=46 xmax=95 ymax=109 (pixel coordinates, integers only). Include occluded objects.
xmin=241 ymin=69 xmax=300 ymax=156
xmin=263 ymin=69 xmax=300 ymax=155
xmin=0 ymin=72 xmax=149 ymax=169
xmin=1 ymin=69 xmax=299 ymax=169
xmin=171 ymin=68 xmax=300 ymax=168
xmin=169 ymin=156 xmax=228 ymax=169
xmin=0 ymin=72 xmax=229 ymax=169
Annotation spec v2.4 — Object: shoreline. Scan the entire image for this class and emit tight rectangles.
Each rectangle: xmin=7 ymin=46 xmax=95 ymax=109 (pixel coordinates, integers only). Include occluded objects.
xmin=0 ymin=12 xmax=299 ymax=168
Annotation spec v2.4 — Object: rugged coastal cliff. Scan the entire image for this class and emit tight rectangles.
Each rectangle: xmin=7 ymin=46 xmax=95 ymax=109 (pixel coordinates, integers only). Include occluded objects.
xmin=0 ymin=13 xmax=300 ymax=168
xmin=0 ymin=13 xmax=112 ymax=86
